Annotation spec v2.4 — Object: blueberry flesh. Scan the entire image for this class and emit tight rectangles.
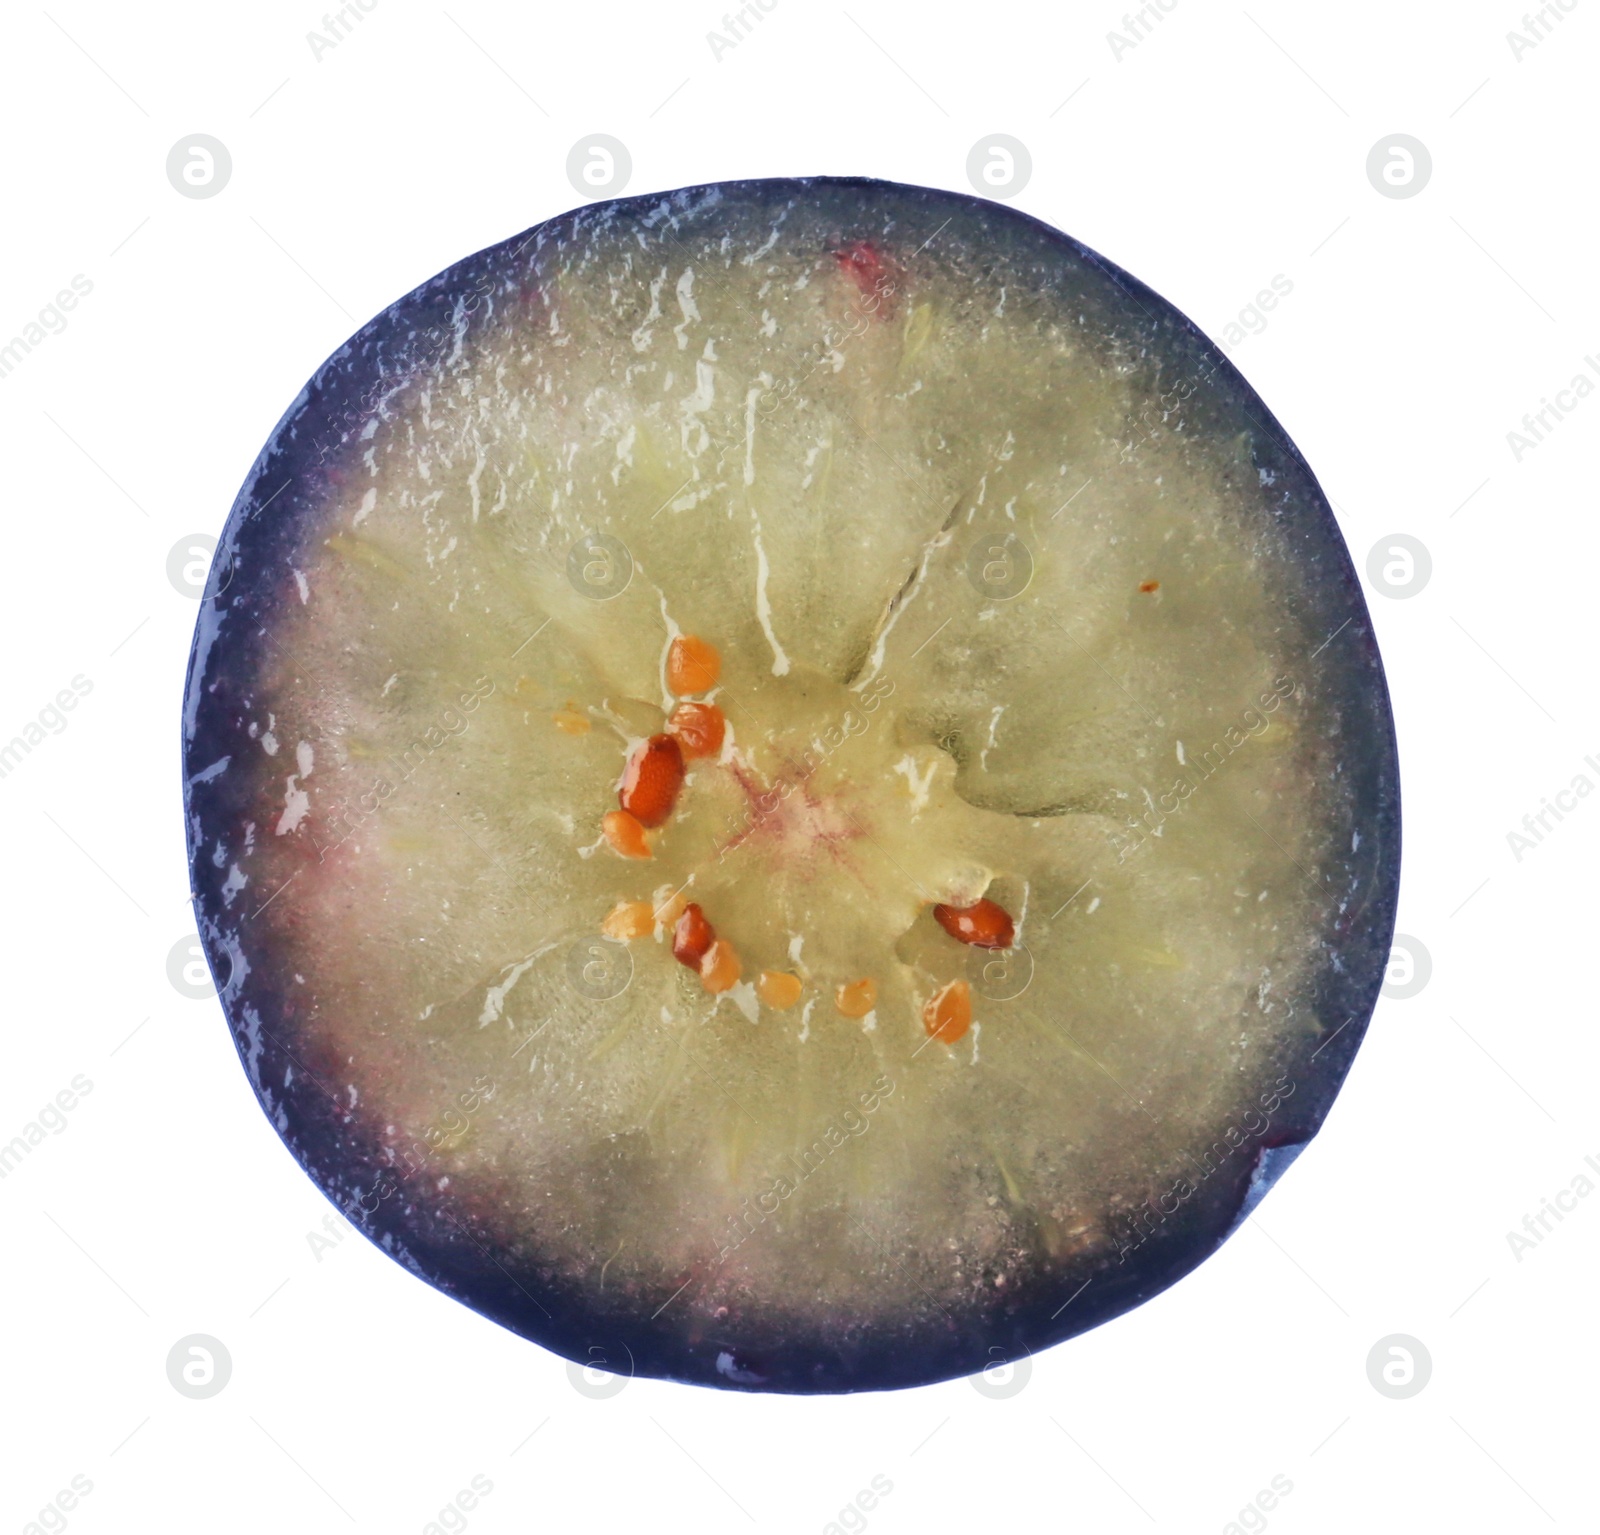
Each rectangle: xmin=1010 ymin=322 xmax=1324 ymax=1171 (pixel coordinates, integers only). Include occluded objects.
xmin=183 ymin=176 xmax=1399 ymax=1393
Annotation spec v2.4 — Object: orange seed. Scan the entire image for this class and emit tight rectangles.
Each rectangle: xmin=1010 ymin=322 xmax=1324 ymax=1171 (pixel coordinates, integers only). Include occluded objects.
xmin=835 ymin=978 xmax=877 ymax=1018
xmin=601 ymin=809 xmax=651 ymax=860
xmin=922 ymin=979 xmax=973 ymax=1044
xmin=667 ymin=634 xmax=721 ymax=695
xmin=933 ymin=898 xmax=1015 ymax=950
xmin=601 ymin=900 xmax=654 ymax=941
xmin=619 ymin=733 xmax=685 ymax=828
xmin=668 ymin=700 xmax=726 ymax=760
xmin=700 ymin=939 xmax=742 ymax=993
xmin=756 ymin=970 xmax=803 ymax=1010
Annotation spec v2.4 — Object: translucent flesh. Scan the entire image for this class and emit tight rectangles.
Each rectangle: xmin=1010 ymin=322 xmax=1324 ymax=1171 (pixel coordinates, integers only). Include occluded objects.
xmin=231 ymin=192 xmax=1349 ymax=1341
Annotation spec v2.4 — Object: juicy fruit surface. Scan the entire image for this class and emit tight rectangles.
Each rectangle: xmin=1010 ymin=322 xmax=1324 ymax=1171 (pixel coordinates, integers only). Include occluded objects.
xmin=185 ymin=178 xmax=1397 ymax=1391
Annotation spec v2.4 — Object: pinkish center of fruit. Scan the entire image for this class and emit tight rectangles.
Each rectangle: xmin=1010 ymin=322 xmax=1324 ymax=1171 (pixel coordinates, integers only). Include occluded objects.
xmin=720 ymin=758 xmax=865 ymax=869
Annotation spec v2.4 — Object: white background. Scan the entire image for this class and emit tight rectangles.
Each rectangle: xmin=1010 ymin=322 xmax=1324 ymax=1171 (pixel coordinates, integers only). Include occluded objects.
xmin=1 ymin=2 xmax=1594 ymax=1531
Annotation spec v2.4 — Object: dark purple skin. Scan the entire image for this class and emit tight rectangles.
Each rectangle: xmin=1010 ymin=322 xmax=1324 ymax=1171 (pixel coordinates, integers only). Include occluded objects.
xmin=182 ymin=176 xmax=1400 ymax=1393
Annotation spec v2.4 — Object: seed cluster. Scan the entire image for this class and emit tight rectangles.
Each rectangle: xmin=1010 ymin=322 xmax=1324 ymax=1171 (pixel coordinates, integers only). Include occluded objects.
xmin=582 ymin=633 xmax=1015 ymax=1039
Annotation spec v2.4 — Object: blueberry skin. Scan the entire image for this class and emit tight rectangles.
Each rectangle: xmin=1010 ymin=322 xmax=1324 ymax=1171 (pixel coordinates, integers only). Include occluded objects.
xmin=183 ymin=176 xmax=1400 ymax=1393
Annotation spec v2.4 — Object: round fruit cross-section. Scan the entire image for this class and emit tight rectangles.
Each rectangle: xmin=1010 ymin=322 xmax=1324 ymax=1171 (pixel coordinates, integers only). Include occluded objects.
xmin=182 ymin=177 xmax=1399 ymax=1393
